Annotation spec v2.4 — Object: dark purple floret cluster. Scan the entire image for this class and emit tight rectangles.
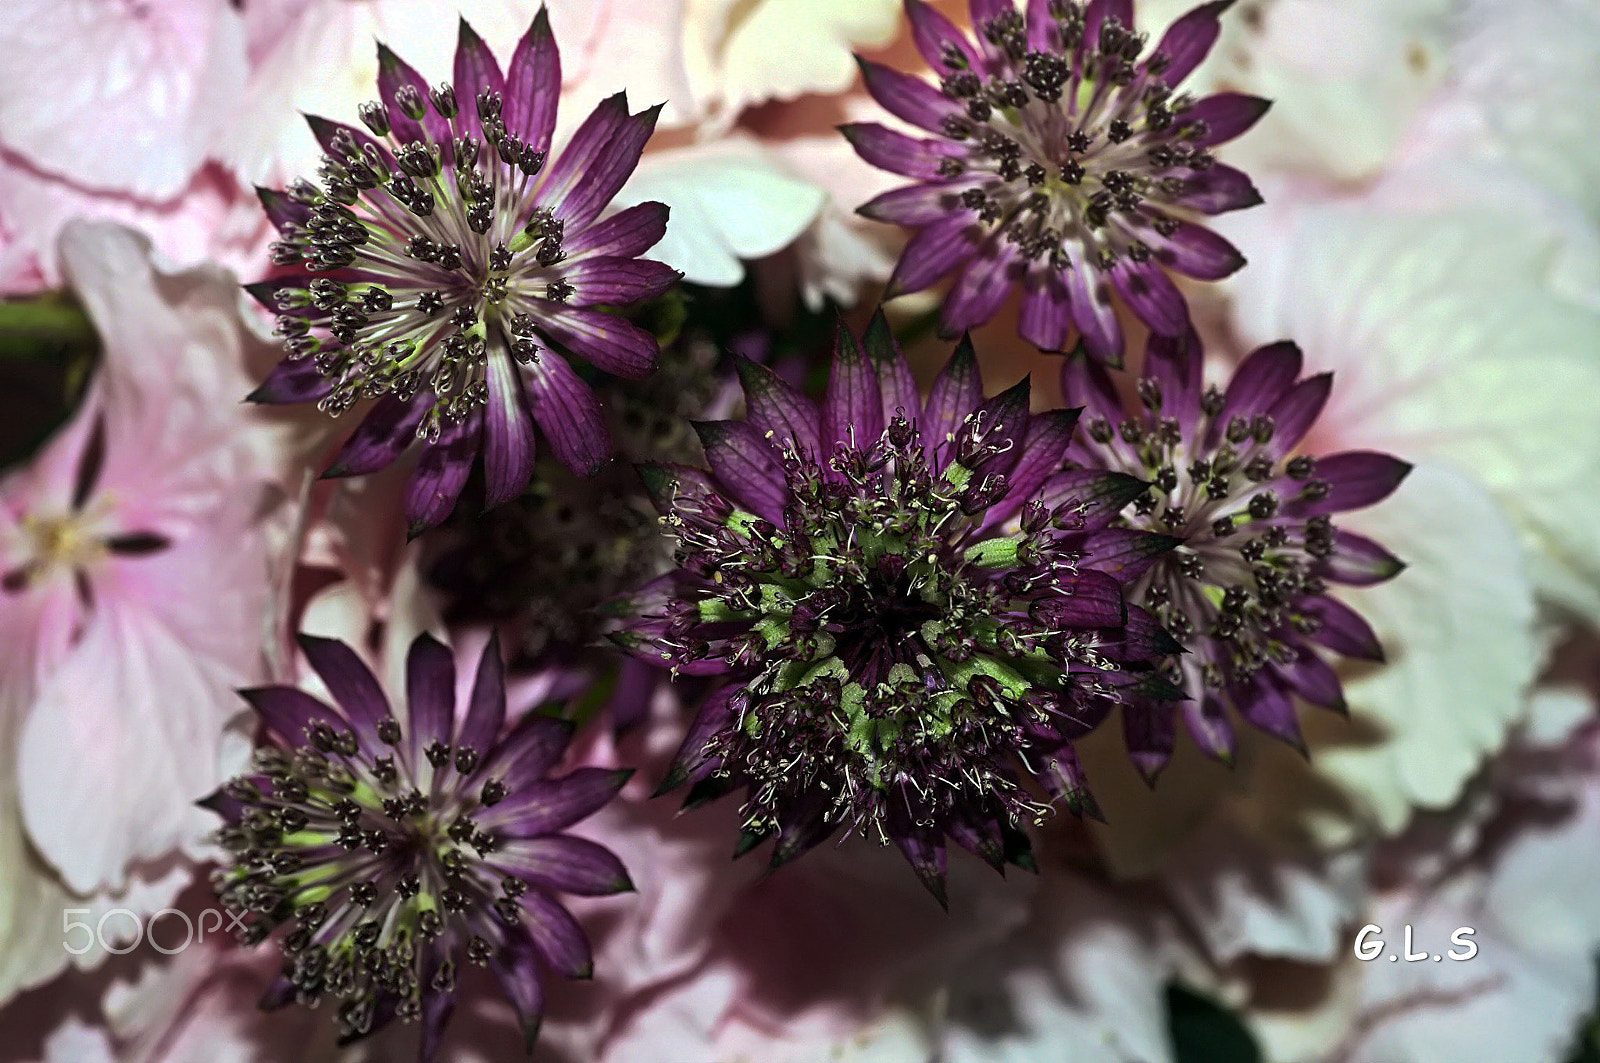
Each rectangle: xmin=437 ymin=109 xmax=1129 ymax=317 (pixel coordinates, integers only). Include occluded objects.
xmin=616 ymin=315 xmax=1181 ymax=902
xmin=247 ymin=13 xmax=678 ymax=533
xmin=209 ymin=633 xmax=630 ymax=1060
xmin=846 ymin=0 xmax=1267 ymax=362
xmin=1061 ymin=330 xmax=1410 ymax=776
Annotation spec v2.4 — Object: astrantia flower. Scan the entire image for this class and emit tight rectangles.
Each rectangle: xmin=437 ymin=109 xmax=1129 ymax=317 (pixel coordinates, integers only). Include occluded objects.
xmin=1061 ymin=330 xmax=1411 ymax=777
xmin=207 ymin=633 xmax=632 ymax=1060
xmin=845 ymin=0 xmax=1267 ymax=362
xmin=247 ymin=13 xmax=680 ymax=533
xmin=617 ymin=314 xmax=1181 ymax=901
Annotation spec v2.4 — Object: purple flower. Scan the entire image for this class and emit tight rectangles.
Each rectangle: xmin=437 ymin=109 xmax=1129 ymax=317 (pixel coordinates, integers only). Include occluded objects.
xmin=206 ymin=633 xmax=631 ymax=1060
xmin=247 ymin=12 xmax=680 ymax=534
xmin=615 ymin=313 xmax=1180 ymax=903
xmin=1061 ymin=330 xmax=1411 ymax=777
xmin=845 ymin=0 xmax=1268 ymax=363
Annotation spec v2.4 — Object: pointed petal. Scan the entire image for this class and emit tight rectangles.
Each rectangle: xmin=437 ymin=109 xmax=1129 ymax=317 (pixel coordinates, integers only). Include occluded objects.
xmin=520 ymin=886 xmax=593 ymax=977
xmin=484 ymin=714 xmax=575 ymax=790
xmin=695 ymin=421 xmax=789 ymax=525
xmin=1122 ymin=701 xmax=1176 ymax=783
xmin=497 ymin=768 xmax=633 ymax=837
xmin=657 ymin=686 xmax=739 ymax=793
xmin=857 ymin=57 xmax=960 ymax=133
xmin=888 ymin=212 xmax=981 ymax=295
xmin=824 ymin=319 xmax=885 ymax=447
xmin=892 ymin=827 xmax=948 ymax=908
xmin=454 ymin=18 xmax=507 ymax=144
xmin=239 ymin=687 xmax=342 ymax=749
xmin=906 ymin=0 xmax=982 ymax=72
xmin=1264 ymin=372 xmax=1332 ymax=457
xmin=1321 ymin=529 xmax=1407 ymax=586
xmin=1293 ymin=452 xmax=1412 ymax=515
xmin=522 ymin=353 xmax=610 ymax=476
xmin=538 ymin=306 xmax=659 ymax=377
xmin=923 ymin=335 xmax=983 ymax=463
xmin=1039 ymin=742 xmax=1103 ymax=819
xmin=1299 ymin=595 xmax=1384 ymax=662
xmin=736 ymin=357 xmax=823 ymax=457
xmin=406 ymin=633 xmax=457 ymax=758
xmin=943 ymin=240 xmax=1022 ymax=333
xmin=256 ymin=187 xmax=310 ymax=233
xmin=483 ymin=353 xmax=538 ymax=508
xmin=1147 ymin=217 xmax=1246 ymax=280
xmin=1218 ymin=340 xmax=1302 ymax=429
xmin=548 ymin=103 xmax=662 ymax=230
xmin=458 ymin=632 xmax=507 ymax=755
xmin=247 ymin=358 xmax=332 ymax=404
xmin=504 ymin=6 xmax=561 ymax=157
xmin=1085 ymin=0 xmax=1135 ymax=47
xmin=1019 ymin=269 xmax=1074 ymax=352
xmin=1066 ymin=260 xmax=1123 ymax=364
xmin=1030 ymin=570 xmax=1127 ymax=628
xmin=1142 ymin=327 xmax=1203 ymax=429
xmin=296 ymin=634 xmax=391 ymax=745
xmin=1148 ymin=0 xmax=1230 ymax=84
xmin=1176 ymin=163 xmax=1263 ymax=214
xmin=323 ymin=395 xmax=426 ymax=478
xmin=1112 ymin=261 xmax=1189 ymax=336
xmin=563 ymin=257 xmax=680 ymax=306
xmin=404 ymin=409 xmax=481 ymax=535
xmin=1181 ymin=691 xmax=1237 ymax=763
xmin=1235 ymin=674 xmax=1306 ymax=754
xmin=1277 ymin=650 xmax=1345 ymax=711
xmin=986 ymin=408 xmax=1080 ymax=525
xmin=1058 ymin=350 xmax=1127 ymax=426
xmin=492 ymin=937 xmax=546 ymax=1049
xmin=859 ymin=182 xmax=968 ymax=227
xmin=1184 ymin=92 xmax=1272 ymax=147
xmin=562 ymin=201 xmax=669 ymax=261
xmin=495 ymin=835 xmax=632 ymax=895
xmin=376 ymin=43 xmax=451 ymax=150
xmin=840 ymin=123 xmax=963 ymax=180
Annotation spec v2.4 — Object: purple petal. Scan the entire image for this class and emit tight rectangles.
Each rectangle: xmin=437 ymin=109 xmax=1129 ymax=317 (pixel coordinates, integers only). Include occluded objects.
xmin=857 ymin=57 xmax=960 ymax=133
xmin=485 ymin=714 xmax=575 ymax=791
xmin=239 ymin=687 xmax=342 ymax=749
xmin=736 ymin=357 xmax=823 ymax=457
xmin=418 ymin=986 xmax=454 ymax=1063
xmin=943 ymin=241 xmax=1022 ymax=333
xmin=405 ymin=633 xmax=457 ymax=759
xmin=519 ymin=886 xmax=593 ymax=977
xmin=1264 ymin=372 xmax=1332 ymax=457
xmin=1321 ymin=530 xmax=1406 ymax=586
xmin=946 ymin=814 xmax=1005 ymax=869
xmin=985 ymin=409 xmax=1079 ymax=527
xmin=1085 ymin=0 xmax=1136 ymax=45
xmin=376 ymin=43 xmax=451 ymax=150
xmin=495 ymin=835 xmax=632 ymax=896
xmin=303 ymin=115 xmax=393 ymax=169
xmin=824 ymin=319 xmax=886 ymax=448
xmin=863 ymin=310 xmax=921 ymax=419
xmin=491 ymin=938 xmax=546 ymax=1049
xmin=504 ymin=7 xmax=561 ymax=157
xmin=1235 ymin=674 xmax=1306 ymax=754
xmin=1217 ymin=340 xmax=1302 ymax=432
xmin=562 ymin=201 xmax=669 ymax=261
xmin=483 ymin=353 xmax=538 ymax=508
xmin=1036 ymin=469 xmax=1148 ymax=527
xmin=636 ymin=462 xmax=721 ymax=517
xmin=404 ymin=407 xmax=481 ymax=536
xmin=1081 ymin=528 xmax=1182 ymax=582
xmin=859 ymin=182 xmax=970 ymax=226
xmin=1293 ymin=452 xmax=1411 ymax=514
xmin=1066 ymin=260 xmax=1123 ymax=365
xmin=454 ymin=19 xmax=506 ymax=143
xmin=323 ymin=394 xmax=426 ymax=478
xmin=1019 ymin=269 xmax=1074 ymax=352
xmin=892 ymin=824 xmax=948 ymax=908
xmin=840 ymin=123 xmax=963 ymax=180
xmin=906 ymin=0 xmax=982 ymax=72
xmin=1300 ymin=595 xmax=1384 ymax=662
xmin=695 ymin=420 xmax=789 ymax=524
xmin=1058 ymin=351 xmax=1127 ymax=426
xmin=658 ymin=686 xmax=739 ymax=792
xmin=457 ymin=632 xmax=507 ymax=756
xmin=496 ymin=767 xmax=633 ymax=837
xmin=1112 ymin=261 xmax=1188 ymax=336
xmin=922 ymin=335 xmax=983 ymax=462
xmin=246 ymin=358 xmax=333 ymax=405
xmin=1181 ymin=693 xmax=1236 ymax=763
xmin=1185 ymin=92 xmax=1273 ymax=147
xmin=1176 ymin=163 xmax=1263 ymax=215
xmin=1038 ymin=742 xmax=1102 ymax=819
xmin=1147 ymin=217 xmax=1246 ymax=280
xmin=563 ymin=257 xmax=679 ymax=307
xmin=1147 ymin=0 xmax=1229 ymax=84
xmin=522 ymin=353 xmax=610 ymax=476
xmin=1142 ymin=328 xmax=1203 ymax=429
xmin=538 ymin=306 xmax=659 ymax=377
xmin=887 ymin=213 xmax=981 ymax=296
xmin=1030 ymin=570 xmax=1126 ymax=628
xmin=256 ymin=187 xmax=309 ymax=233
xmin=1277 ymin=650 xmax=1345 ymax=711
xmin=295 ymin=635 xmax=390 ymax=746
xmin=1122 ymin=702 xmax=1175 ymax=783
xmin=547 ymin=101 xmax=661 ymax=230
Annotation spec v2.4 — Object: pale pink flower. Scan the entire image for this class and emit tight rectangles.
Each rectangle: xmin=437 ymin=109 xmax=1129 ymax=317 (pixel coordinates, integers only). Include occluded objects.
xmin=0 ymin=223 xmax=302 ymax=1002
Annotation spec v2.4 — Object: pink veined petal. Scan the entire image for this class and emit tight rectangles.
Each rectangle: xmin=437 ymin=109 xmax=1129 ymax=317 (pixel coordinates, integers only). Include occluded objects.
xmin=553 ymin=103 xmax=663 ymax=230
xmin=303 ymin=115 xmax=395 ymax=170
xmin=453 ymin=18 xmax=507 ymax=145
xmin=922 ymin=335 xmax=983 ymax=464
xmin=823 ymin=320 xmax=886 ymax=448
xmin=561 ymin=201 xmax=669 ymax=261
xmin=492 ymin=834 xmax=632 ymax=896
xmin=1142 ymin=327 xmax=1204 ymax=429
xmin=480 ymin=714 xmax=575 ymax=792
xmin=322 ymin=394 xmax=428 ymax=478
xmin=1293 ymin=452 xmax=1413 ymax=515
xmin=1147 ymin=0 xmax=1230 ymax=85
xmin=492 ymin=768 xmax=634 ymax=838
xmin=403 ymin=406 xmax=482 ymax=536
xmin=521 ymin=352 xmax=610 ymax=476
xmin=240 ymin=686 xmax=344 ymax=748
xmin=696 ymin=420 xmax=789 ymax=525
xmin=1216 ymin=340 xmax=1303 ymax=434
xmin=457 ymin=631 xmax=508 ymax=755
xmin=405 ymin=632 xmax=457 ymax=766
xmin=1184 ymin=92 xmax=1273 ymax=147
xmin=1319 ymin=529 xmax=1406 ymax=586
xmin=1175 ymin=163 xmax=1263 ymax=215
xmin=859 ymin=182 xmax=974 ymax=227
xmin=536 ymin=306 xmax=659 ymax=378
xmin=295 ymin=633 xmax=391 ymax=746
xmin=941 ymin=238 xmax=1022 ymax=334
xmin=982 ymin=408 xmax=1080 ymax=532
xmin=735 ymin=358 xmax=823 ymax=457
xmin=504 ymin=6 xmax=561 ymax=157
xmin=1019 ymin=267 xmax=1075 ymax=352
xmin=886 ymin=212 xmax=982 ymax=297
xmin=862 ymin=310 xmax=920 ymax=419
xmin=905 ymin=0 xmax=982 ymax=73
xmin=483 ymin=351 xmax=538 ymax=508
xmin=519 ymin=885 xmax=594 ymax=977
xmin=857 ymin=58 xmax=961 ymax=134
xmin=1065 ymin=258 xmax=1123 ymax=365
xmin=376 ymin=43 xmax=452 ymax=153
xmin=563 ymin=258 xmax=680 ymax=307
xmin=1146 ymin=217 xmax=1246 ymax=281
xmin=1264 ymin=372 xmax=1333 ymax=457
xmin=535 ymin=93 xmax=632 ymax=227
xmin=840 ymin=123 xmax=964 ymax=180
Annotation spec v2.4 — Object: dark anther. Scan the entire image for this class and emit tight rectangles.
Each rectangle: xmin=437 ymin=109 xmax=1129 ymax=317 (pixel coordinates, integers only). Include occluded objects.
xmin=377 ymin=718 xmax=402 ymax=744
xmin=480 ymin=778 xmax=508 ymax=806
xmin=429 ymin=83 xmax=458 ymax=118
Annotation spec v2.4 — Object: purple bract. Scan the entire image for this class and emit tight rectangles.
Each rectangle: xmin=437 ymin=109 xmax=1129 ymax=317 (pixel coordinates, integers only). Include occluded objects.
xmin=247 ymin=11 xmax=679 ymax=534
xmin=846 ymin=0 xmax=1268 ymax=363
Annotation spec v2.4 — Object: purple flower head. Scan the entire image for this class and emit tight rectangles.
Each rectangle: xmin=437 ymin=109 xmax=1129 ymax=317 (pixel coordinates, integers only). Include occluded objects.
xmin=206 ymin=633 xmax=631 ymax=1061
xmin=846 ymin=0 xmax=1267 ymax=364
xmin=615 ymin=313 xmax=1181 ymax=904
xmin=1061 ymin=330 xmax=1411 ymax=778
xmin=247 ymin=11 xmax=681 ymax=534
